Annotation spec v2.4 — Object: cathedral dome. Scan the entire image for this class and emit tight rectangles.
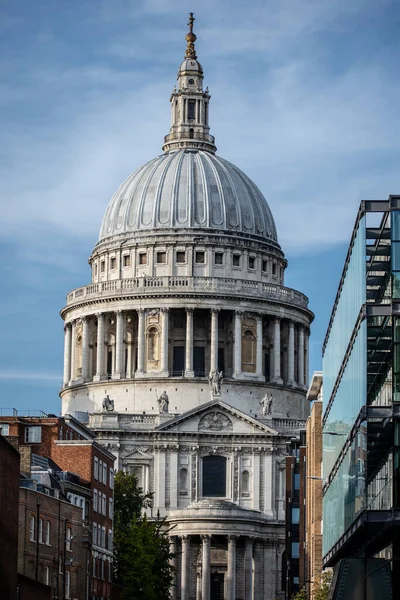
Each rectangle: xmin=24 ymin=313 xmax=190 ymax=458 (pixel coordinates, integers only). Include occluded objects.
xmin=99 ymin=149 xmax=278 ymax=245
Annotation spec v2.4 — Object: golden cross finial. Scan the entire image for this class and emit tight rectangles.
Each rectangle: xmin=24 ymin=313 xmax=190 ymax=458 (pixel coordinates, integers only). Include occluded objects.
xmin=188 ymin=12 xmax=195 ymax=34
xmin=185 ymin=12 xmax=197 ymax=59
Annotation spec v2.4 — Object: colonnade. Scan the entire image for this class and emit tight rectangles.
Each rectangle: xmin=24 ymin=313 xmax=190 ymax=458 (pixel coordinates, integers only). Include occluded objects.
xmin=169 ymin=534 xmax=274 ymax=600
xmin=63 ymin=308 xmax=309 ymax=389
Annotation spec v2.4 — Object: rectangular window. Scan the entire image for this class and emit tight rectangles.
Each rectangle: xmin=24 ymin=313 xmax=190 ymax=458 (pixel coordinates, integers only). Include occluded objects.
xmin=292 ymin=508 xmax=300 ymax=524
xmin=109 ymin=557 xmax=113 ymax=581
xmin=102 ymin=526 xmax=106 ymax=548
xmin=291 ymin=542 xmax=300 ymax=558
xmin=66 ymin=527 xmax=72 ymax=552
xmin=188 ymin=99 xmax=196 ymax=120
xmin=248 ymin=256 xmax=255 ymax=269
xmin=45 ymin=566 xmax=50 ymax=586
xmin=94 ymin=457 xmax=99 ymax=480
xmin=24 ymin=426 xmax=42 ymax=443
xmin=100 ymin=261 xmax=105 ymax=273
xmin=262 ymin=259 xmax=268 ymax=273
xmin=110 ymin=257 xmax=116 ymax=270
xmin=101 ymin=559 xmax=105 ymax=580
xmin=93 ymin=556 xmax=96 ymax=579
xmin=157 ymin=251 xmax=167 ymax=264
xmin=123 ymin=254 xmax=130 ymax=267
xmin=94 ymin=263 xmax=98 ymax=276
xmin=195 ymin=251 xmax=205 ymax=264
xmin=109 ymin=497 xmax=113 ymax=519
xmin=30 ymin=516 xmax=36 ymax=541
xmin=46 ymin=520 xmax=51 ymax=545
xmin=0 ymin=423 xmax=9 ymax=435
xmin=102 ymin=493 xmax=106 ymax=516
xmin=272 ymin=263 xmax=277 ymax=276
xmin=109 ymin=468 xmax=114 ymax=489
xmin=93 ymin=523 xmax=97 ymax=546
xmin=139 ymin=253 xmax=147 ymax=265
xmin=176 ymin=251 xmax=186 ymax=263
xmin=65 ymin=571 xmax=71 ymax=599
xmin=93 ymin=489 xmax=98 ymax=512
xmin=38 ymin=519 xmax=43 ymax=544
xmin=232 ymin=254 xmax=241 ymax=267
xmin=214 ymin=252 xmax=223 ymax=265
xmin=108 ymin=529 xmax=113 ymax=552
xmin=99 ymin=460 xmax=103 ymax=482
xmin=103 ymin=463 xmax=107 ymax=485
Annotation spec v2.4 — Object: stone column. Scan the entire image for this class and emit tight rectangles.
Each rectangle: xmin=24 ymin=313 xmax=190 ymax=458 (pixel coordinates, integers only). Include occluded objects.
xmin=272 ymin=318 xmax=283 ymax=384
xmin=113 ymin=311 xmax=124 ymax=379
xmin=298 ymin=325 xmax=305 ymax=387
xmin=94 ymin=313 xmax=105 ymax=381
xmin=63 ymin=323 xmax=72 ymax=386
xmin=256 ymin=314 xmax=264 ymax=380
xmin=169 ymin=536 xmax=178 ymax=600
xmin=185 ymin=308 xmax=194 ymax=377
xmin=201 ymin=534 xmax=211 ymax=600
xmin=244 ymin=537 xmax=253 ymax=600
xmin=227 ymin=535 xmax=237 ymax=600
xmin=81 ymin=317 xmax=90 ymax=381
xmin=233 ymin=311 xmax=242 ymax=378
xmin=288 ymin=321 xmax=295 ymax=386
xmin=160 ymin=308 xmax=169 ymax=375
xmin=304 ymin=329 xmax=309 ymax=388
xmin=253 ymin=540 xmax=262 ymax=599
xmin=181 ymin=535 xmax=190 ymax=600
xmin=136 ymin=309 xmax=145 ymax=375
xmin=70 ymin=320 xmax=76 ymax=383
xmin=210 ymin=309 xmax=219 ymax=372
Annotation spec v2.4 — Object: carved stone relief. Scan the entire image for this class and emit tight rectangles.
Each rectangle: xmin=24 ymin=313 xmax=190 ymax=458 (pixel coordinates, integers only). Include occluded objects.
xmin=198 ymin=411 xmax=233 ymax=431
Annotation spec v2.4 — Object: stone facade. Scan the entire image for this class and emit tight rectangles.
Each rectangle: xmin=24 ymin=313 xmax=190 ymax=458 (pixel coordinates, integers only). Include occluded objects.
xmin=59 ymin=15 xmax=313 ymax=600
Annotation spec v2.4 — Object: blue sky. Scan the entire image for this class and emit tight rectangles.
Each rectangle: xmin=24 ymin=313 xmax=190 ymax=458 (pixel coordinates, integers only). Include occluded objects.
xmin=1 ymin=0 xmax=399 ymax=415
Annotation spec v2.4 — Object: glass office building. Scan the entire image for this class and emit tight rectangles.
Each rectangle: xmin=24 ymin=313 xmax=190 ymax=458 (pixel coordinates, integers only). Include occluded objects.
xmin=322 ymin=196 xmax=400 ymax=597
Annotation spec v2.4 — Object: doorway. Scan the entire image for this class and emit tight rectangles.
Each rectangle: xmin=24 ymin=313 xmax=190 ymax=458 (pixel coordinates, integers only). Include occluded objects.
xmin=210 ymin=572 xmax=224 ymax=600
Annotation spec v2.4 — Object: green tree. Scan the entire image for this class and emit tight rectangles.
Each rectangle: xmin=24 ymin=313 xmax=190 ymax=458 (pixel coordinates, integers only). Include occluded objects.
xmin=291 ymin=588 xmax=307 ymax=600
xmin=314 ymin=570 xmax=333 ymax=600
xmin=113 ymin=471 xmax=175 ymax=600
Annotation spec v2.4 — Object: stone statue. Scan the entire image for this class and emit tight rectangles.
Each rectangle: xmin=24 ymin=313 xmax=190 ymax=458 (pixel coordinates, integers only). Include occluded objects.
xmin=260 ymin=393 xmax=273 ymax=416
xmin=102 ymin=394 xmax=114 ymax=412
xmin=158 ymin=390 xmax=169 ymax=414
xmin=208 ymin=370 xmax=223 ymax=395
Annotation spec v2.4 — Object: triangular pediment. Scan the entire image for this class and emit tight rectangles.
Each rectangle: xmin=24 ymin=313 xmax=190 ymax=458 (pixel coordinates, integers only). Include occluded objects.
xmin=155 ymin=399 xmax=278 ymax=435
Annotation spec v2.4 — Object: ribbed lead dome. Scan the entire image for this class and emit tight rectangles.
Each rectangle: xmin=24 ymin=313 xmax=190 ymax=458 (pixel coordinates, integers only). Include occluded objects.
xmin=99 ymin=150 xmax=278 ymax=244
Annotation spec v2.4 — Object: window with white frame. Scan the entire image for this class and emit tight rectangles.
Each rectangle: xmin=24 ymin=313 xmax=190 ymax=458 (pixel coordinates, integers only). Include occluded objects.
xmin=93 ymin=523 xmax=97 ymax=546
xmin=102 ymin=493 xmax=106 ymax=516
xmin=102 ymin=463 xmax=107 ymax=484
xmin=24 ymin=426 xmax=42 ymax=443
xmin=93 ymin=489 xmax=98 ymax=512
xmin=101 ymin=526 xmax=106 ymax=548
xmin=108 ymin=529 xmax=113 ymax=552
xmin=29 ymin=516 xmax=36 ymax=541
xmin=94 ymin=457 xmax=99 ymax=480
xmin=46 ymin=520 xmax=51 ymax=545
xmin=38 ymin=518 xmax=44 ymax=543
xmin=0 ymin=423 xmax=9 ymax=435
xmin=66 ymin=526 xmax=72 ymax=552
xmin=109 ymin=468 xmax=114 ymax=489
xmin=65 ymin=570 xmax=71 ymax=599
xmin=99 ymin=460 xmax=103 ymax=481
xmin=101 ymin=559 xmax=105 ymax=580
xmin=109 ymin=497 xmax=113 ymax=519
xmin=108 ymin=558 xmax=113 ymax=581
xmin=45 ymin=566 xmax=50 ymax=586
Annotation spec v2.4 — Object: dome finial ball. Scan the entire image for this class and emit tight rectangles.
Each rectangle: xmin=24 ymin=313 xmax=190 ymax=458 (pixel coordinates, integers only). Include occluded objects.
xmin=185 ymin=12 xmax=197 ymax=59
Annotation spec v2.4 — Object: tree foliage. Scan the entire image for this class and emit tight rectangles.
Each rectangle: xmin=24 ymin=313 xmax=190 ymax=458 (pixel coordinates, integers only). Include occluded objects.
xmin=314 ymin=570 xmax=333 ymax=600
xmin=291 ymin=587 xmax=307 ymax=600
xmin=113 ymin=471 xmax=175 ymax=600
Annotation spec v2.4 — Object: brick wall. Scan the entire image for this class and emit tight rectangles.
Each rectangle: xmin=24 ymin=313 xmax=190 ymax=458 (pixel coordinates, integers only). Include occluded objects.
xmin=0 ymin=435 xmax=20 ymax=600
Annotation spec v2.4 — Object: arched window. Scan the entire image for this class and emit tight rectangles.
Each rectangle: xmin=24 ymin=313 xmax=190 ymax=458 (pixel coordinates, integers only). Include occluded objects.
xmin=147 ymin=327 xmax=159 ymax=363
xmin=241 ymin=470 xmax=250 ymax=494
xmin=202 ymin=455 xmax=227 ymax=497
xmin=242 ymin=329 xmax=256 ymax=372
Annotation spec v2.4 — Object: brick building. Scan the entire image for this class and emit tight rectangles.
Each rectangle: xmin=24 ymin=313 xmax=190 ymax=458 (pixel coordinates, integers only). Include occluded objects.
xmin=52 ymin=439 xmax=115 ymax=599
xmin=0 ymin=434 xmax=20 ymax=600
xmin=305 ymin=373 xmax=323 ymax=600
xmin=19 ymin=484 xmax=86 ymax=599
